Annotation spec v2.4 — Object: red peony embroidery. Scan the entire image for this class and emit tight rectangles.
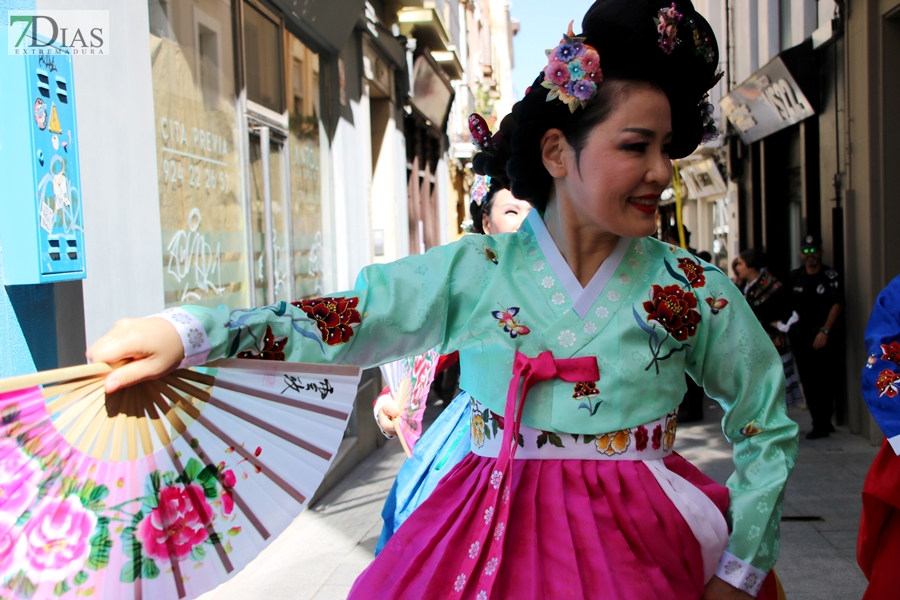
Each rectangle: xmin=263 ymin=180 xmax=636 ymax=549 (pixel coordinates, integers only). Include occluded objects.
xmin=237 ymin=325 xmax=287 ymax=360
xmin=643 ymin=284 xmax=702 ymax=341
xmin=635 ymin=425 xmax=649 ymax=451
xmin=881 ymin=341 xmax=900 ymax=365
xmin=292 ymin=296 xmax=362 ymax=346
xmin=651 ymin=425 xmax=663 ymax=450
xmin=876 ymin=369 xmax=900 ymax=398
xmin=677 ymin=257 xmax=706 ymax=288
xmin=572 ymin=381 xmax=599 ymax=399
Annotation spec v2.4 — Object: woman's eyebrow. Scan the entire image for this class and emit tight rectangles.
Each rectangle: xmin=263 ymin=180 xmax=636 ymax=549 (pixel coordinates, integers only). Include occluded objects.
xmin=621 ymin=127 xmax=674 ymax=140
xmin=622 ymin=127 xmax=656 ymax=137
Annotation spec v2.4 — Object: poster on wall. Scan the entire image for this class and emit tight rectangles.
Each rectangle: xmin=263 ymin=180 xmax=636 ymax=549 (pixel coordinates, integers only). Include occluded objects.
xmin=150 ymin=2 xmax=248 ymax=309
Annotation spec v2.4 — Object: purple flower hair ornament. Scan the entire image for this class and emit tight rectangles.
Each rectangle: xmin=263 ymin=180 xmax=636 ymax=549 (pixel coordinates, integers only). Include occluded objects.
xmin=654 ymin=3 xmax=683 ymax=55
xmin=540 ymin=21 xmax=602 ymax=113
xmin=698 ymin=95 xmax=718 ymax=144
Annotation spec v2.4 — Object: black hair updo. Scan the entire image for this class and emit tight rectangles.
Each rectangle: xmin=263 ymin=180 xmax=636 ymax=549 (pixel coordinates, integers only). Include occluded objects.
xmin=472 ymin=0 xmax=719 ymax=212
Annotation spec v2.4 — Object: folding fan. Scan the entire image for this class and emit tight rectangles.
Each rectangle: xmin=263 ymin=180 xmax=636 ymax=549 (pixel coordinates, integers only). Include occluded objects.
xmin=0 ymin=359 xmax=361 ymax=600
xmin=379 ymin=349 xmax=440 ymax=457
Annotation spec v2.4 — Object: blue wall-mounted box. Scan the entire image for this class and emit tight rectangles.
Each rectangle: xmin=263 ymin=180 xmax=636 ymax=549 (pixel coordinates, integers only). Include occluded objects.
xmin=0 ymin=27 xmax=86 ymax=285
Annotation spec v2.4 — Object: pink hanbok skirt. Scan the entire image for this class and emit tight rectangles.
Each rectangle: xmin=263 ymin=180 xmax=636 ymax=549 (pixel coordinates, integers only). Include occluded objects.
xmin=350 ymin=452 xmax=754 ymax=599
xmin=351 ymin=352 xmax=775 ymax=599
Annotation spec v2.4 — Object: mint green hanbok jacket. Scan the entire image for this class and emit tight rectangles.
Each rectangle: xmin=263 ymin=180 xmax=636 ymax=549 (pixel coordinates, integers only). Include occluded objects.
xmin=168 ymin=211 xmax=798 ymax=589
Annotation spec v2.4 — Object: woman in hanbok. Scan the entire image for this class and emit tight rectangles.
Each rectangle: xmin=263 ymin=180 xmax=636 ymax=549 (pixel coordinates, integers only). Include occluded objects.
xmin=87 ymin=1 xmax=798 ymax=598
xmin=857 ymin=274 xmax=900 ymax=599
xmin=373 ymin=177 xmax=531 ymax=553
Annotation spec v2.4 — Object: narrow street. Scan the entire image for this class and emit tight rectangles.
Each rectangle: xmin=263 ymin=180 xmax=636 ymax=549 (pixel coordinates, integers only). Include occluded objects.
xmin=199 ymin=401 xmax=878 ymax=600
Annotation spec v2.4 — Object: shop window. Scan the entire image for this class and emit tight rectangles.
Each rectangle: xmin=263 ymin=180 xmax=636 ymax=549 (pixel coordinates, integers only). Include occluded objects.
xmin=287 ymin=34 xmax=334 ymax=300
xmin=149 ymin=0 xmax=250 ymax=309
xmin=243 ymin=2 xmax=284 ymax=114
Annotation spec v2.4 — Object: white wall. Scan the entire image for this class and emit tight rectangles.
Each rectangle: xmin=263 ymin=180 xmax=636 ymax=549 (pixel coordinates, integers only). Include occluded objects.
xmin=37 ymin=0 xmax=165 ymax=345
xmin=393 ymin=128 xmax=410 ymax=259
xmin=733 ymin=0 xmax=760 ymax=84
xmin=758 ymin=0 xmax=780 ymax=65
xmin=437 ymin=157 xmax=450 ymax=247
xmin=331 ymin=99 xmax=374 ymax=291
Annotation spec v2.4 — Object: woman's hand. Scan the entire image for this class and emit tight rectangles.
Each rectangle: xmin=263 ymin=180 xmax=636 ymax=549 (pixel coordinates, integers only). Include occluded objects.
xmin=85 ymin=317 xmax=184 ymax=394
xmin=377 ymin=400 xmax=401 ymax=437
xmin=702 ymin=576 xmax=755 ymax=600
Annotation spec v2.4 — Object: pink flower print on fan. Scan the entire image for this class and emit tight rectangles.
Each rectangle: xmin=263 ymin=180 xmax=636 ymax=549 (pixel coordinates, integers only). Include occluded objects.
xmin=19 ymin=495 xmax=97 ymax=583
xmin=0 ymin=440 xmax=42 ymax=515
xmin=137 ymin=483 xmax=213 ymax=562
xmin=0 ymin=512 xmax=23 ymax=581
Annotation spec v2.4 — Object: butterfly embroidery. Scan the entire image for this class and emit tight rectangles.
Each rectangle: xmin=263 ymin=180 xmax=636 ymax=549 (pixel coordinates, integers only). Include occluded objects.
xmin=478 ymin=244 xmax=499 ymax=264
xmin=705 ymin=293 xmax=729 ymax=315
xmin=491 ymin=306 xmax=531 ymax=338
xmin=740 ymin=421 xmax=762 ymax=437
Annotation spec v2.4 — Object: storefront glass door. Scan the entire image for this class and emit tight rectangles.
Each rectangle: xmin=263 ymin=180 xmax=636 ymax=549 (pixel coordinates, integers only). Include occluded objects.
xmin=248 ymin=128 xmax=291 ymax=306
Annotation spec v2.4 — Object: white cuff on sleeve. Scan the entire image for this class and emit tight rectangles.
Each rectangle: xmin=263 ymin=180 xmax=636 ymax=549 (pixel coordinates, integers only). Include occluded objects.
xmin=150 ymin=308 xmax=211 ymax=369
xmin=888 ymin=433 xmax=900 ymax=456
xmin=714 ymin=551 xmax=766 ymax=597
xmin=373 ymin=392 xmax=396 ymax=439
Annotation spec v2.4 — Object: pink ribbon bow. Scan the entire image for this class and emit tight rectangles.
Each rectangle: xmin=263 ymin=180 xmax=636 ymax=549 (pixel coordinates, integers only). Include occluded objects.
xmin=459 ymin=350 xmax=599 ymax=598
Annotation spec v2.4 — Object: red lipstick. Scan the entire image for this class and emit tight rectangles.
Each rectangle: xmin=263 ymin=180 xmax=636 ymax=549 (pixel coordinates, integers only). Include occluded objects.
xmin=628 ymin=194 xmax=659 ymax=214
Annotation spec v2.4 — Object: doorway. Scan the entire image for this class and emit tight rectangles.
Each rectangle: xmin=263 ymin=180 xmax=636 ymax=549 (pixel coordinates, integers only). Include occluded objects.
xmin=248 ymin=128 xmax=291 ymax=306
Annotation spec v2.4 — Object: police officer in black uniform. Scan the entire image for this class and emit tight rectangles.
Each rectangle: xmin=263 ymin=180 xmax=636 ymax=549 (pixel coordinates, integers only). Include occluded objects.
xmin=788 ymin=234 xmax=844 ymax=439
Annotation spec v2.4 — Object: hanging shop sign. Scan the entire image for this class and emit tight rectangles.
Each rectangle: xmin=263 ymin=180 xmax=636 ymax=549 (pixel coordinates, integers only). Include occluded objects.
xmin=410 ymin=53 xmax=454 ymax=129
xmin=720 ymin=43 xmax=815 ymax=145
xmin=679 ymin=157 xmax=727 ymax=199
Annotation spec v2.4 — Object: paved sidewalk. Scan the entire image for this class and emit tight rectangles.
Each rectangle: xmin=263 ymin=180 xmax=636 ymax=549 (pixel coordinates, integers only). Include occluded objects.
xmin=200 ymin=401 xmax=879 ymax=600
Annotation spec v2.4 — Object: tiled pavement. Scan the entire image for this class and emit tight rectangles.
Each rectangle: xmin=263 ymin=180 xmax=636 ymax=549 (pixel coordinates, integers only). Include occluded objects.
xmin=200 ymin=400 xmax=879 ymax=600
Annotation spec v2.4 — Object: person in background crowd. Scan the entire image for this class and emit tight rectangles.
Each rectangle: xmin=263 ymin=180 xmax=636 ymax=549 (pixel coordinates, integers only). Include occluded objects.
xmin=734 ymin=249 xmax=803 ymax=410
xmin=857 ymin=274 xmax=900 ymax=600
xmin=732 ymin=257 xmax=745 ymax=289
xmin=464 ymin=175 xmax=532 ymax=235
xmin=663 ymin=224 xmax=698 ymax=255
xmin=788 ymin=234 xmax=843 ymax=439
xmin=374 ymin=176 xmax=530 ymax=553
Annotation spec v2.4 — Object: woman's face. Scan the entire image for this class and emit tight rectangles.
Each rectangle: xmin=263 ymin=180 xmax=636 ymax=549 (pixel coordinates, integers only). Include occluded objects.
xmin=483 ymin=189 xmax=532 ymax=234
xmin=555 ymin=84 xmax=673 ymax=239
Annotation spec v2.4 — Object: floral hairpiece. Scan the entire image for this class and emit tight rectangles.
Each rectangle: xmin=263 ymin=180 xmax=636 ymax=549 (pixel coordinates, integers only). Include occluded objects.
xmin=540 ymin=21 xmax=602 ymax=113
xmin=699 ymin=95 xmax=718 ymax=144
xmin=688 ymin=18 xmax=716 ymax=64
xmin=471 ymin=175 xmax=491 ymax=207
xmin=468 ymin=113 xmax=496 ymax=155
xmin=698 ymin=72 xmax=724 ymax=145
xmin=655 ymin=3 xmax=683 ymax=54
